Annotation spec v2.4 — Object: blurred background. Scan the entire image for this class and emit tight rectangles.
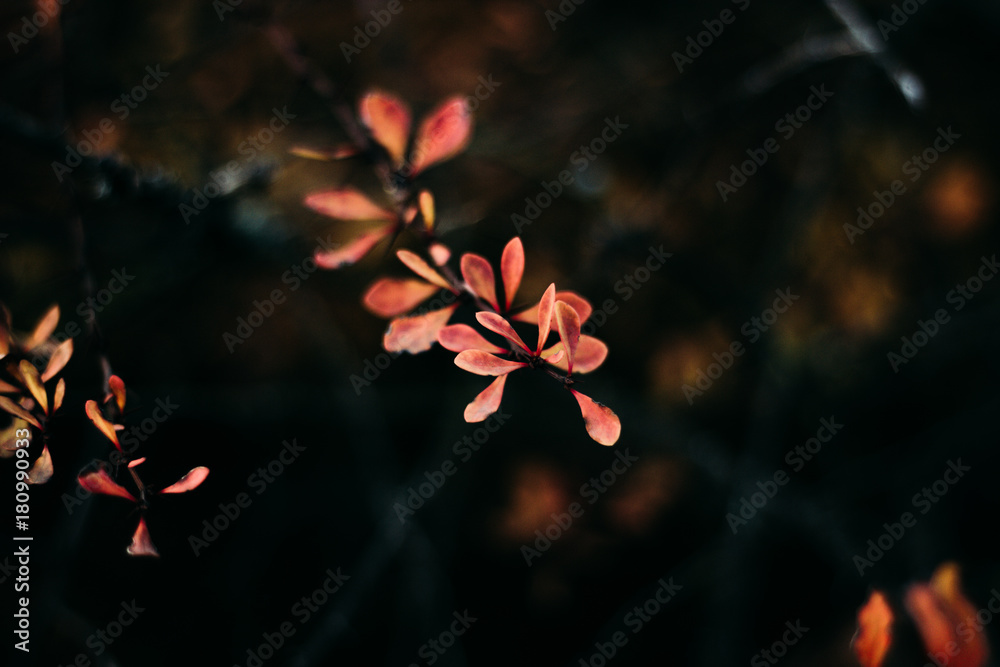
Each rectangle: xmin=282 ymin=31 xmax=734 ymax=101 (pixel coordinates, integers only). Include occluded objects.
xmin=2 ymin=0 xmax=1000 ymax=665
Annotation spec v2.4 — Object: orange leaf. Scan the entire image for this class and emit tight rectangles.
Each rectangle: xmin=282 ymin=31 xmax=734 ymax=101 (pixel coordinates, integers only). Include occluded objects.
xmin=454 ymin=350 xmax=527 ymax=376
xmin=555 ymin=301 xmax=581 ymax=373
xmin=27 ymin=446 xmax=53 ymax=484
xmin=476 ymin=312 xmax=531 ymax=353
xmin=409 ymin=97 xmax=472 ymax=176
xmin=500 ymin=237 xmax=524 ymax=310
xmin=0 ymin=396 xmax=40 ymax=429
xmin=24 ymin=305 xmax=59 ymax=352
xmin=127 ymin=517 xmax=159 ymax=557
xmin=461 ymin=253 xmax=499 ymax=310
xmin=437 ymin=324 xmax=506 ymax=354
xmin=52 ymin=378 xmax=66 ymax=413
xmin=359 ymin=91 xmax=412 ymax=167
xmin=304 ymin=188 xmax=396 ymax=221
xmin=160 ymin=466 xmax=209 ymax=494
xmin=383 ymin=305 xmax=459 ymax=354
xmin=289 ymin=144 xmax=360 ymax=161
xmin=41 ymin=338 xmax=73 ymax=382
xmin=85 ymin=399 xmax=121 ymax=450
xmin=19 ymin=360 xmax=47 ymax=415
xmin=464 ymin=375 xmax=507 ymax=422
xmin=906 ymin=564 xmax=988 ymax=667
xmin=852 ymin=591 xmax=894 ymax=667
xmin=108 ymin=374 xmax=126 ymax=412
xmin=362 ymin=278 xmax=439 ymax=318
xmin=418 ymin=190 xmax=435 ymax=231
xmin=397 ymin=250 xmax=452 ymax=289
xmin=314 ymin=225 xmax=395 ymax=270
xmin=78 ymin=468 xmax=136 ymax=501
xmin=571 ymin=390 xmax=620 ymax=446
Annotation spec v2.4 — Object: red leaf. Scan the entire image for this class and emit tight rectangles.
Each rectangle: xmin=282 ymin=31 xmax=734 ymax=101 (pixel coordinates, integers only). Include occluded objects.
xmin=437 ymin=324 xmax=506 ymax=354
xmin=500 ymin=237 xmax=524 ymax=310
xmin=384 ymin=305 xmax=459 ymax=354
xmin=41 ymin=338 xmax=73 ymax=382
xmin=108 ymin=374 xmax=126 ymax=412
xmin=85 ymin=400 xmax=121 ymax=450
xmin=24 ymin=305 xmax=59 ymax=352
xmin=128 ymin=457 xmax=147 ymax=469
xmin=555 ymin=301 xmax=581 ymax=373
xmin=571 ymin=390 xmax=621 ymax=446
xmin=160 ymin=466 xmax=209 ymax=494
xmin=397 ymin=250 xmax=452 ymax=289
xmin=514 ymin=291 xmax=593 ymax=329
xmin=904 ymin=563 xmax=987 ymax=667
xmin=127 ymin=517 xmax=159 ymax=557
xmin=461 ymin=253 xmax=499 ymax=310
xmin=852 ymin=591 xmax=894 ymax=667
xmin=535 ymin=284 xmax=556 ymax=353
xmin=409 ymin=97 xmax=472 ymax=175
xmin=27 ymin=446 xmax=53 ymax=484
xmin=363 ymin=278 xmax=439 ymax=318
xmin=545 ymin=336 xmax=608 ymax=374
xmin=464 ymin=375 xmax=507 ymax=422
xmin=314 ymin=225 xmax=395 ymax=269
xmin=304 ymin=188 xmax=397 ymax=221
xmin=359 ymin=91 xmax=412 ymax=166
xmin=476 ymin=312 xmax=531 ymax=353
xmin=78 ymin=468 xmax=136 ymax=501
xmin=455 ymin=350 xmax=527 ymax=376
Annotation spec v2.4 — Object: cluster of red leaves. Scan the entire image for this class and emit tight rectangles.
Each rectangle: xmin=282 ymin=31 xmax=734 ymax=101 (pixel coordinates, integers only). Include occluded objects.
xmin=0 ymin=305 xmax=72 ymax=483
xmin=297 ymin=91 xmax=620 ymax=446
xmin=81 ymin=376 xmax=208 ymax=557
xmin=853 ymin=563 xmax=989 ymax=667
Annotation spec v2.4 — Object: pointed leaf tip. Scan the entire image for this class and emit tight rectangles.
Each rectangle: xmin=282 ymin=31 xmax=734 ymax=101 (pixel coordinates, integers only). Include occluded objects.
xmin=461 ymin=253 xmax=499 ymax=310
xmin=127 ymin=517 xmax=159 ymax=557
xmin=78 ymin=468 xmax=136 ymax=502
xmin=500 ymin=237 xmax=524 ymax=310
xmin=464 ymin=375 xmax=507 ymax=422
xmin=454 ymin=350 xmax=527 ymax=376
xmin=571 ymin=391 xmax=620 ymax=446
xmin=359 ymin=91 xmax=412 ymax=166
xmin=409 ymin=97 xmax=472 ymax=176
xmin=160 ymin=466 xmax=209 ymax=494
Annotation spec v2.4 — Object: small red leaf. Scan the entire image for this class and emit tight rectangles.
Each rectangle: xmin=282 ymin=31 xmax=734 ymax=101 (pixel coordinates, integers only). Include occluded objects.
xmin=314 ymin=225 xmax=395 ymax=270
xmin=418 ymin=190 xmax=435 ymax=231
xmin=384 ymin=305 xmax=459 ymax=354
xmin=27 ymin=446 xmax=53 ymax=484
xmin=304 ymin=188 xmax=397 ymax=221
xmin=160 ymin=466 xmax=209 ymax=494
xmin=108 ymin=374 xmax=126 ymax=412
xmin=24 ymin=305 xmax=59 ymax=352
xmin=500 ymin=237 xmax=524 ymax=310
xmin=571 ymin=390 xmax=621 ymax=446
xmin=513 ymin=291 xmax=593 ymax=329
xmin=78 ymin=468 xmax=136 ymax=501
xmin=128 ymin=457 xmax=147 ymax=469
xmin=464 ymin=375 xmax=507 ymax=422
xmin=554 ymin=301 xmax=581 ymax=373
xmin=396 ymin=250 xmax=452 ymax=289
xmin=454 ymin=350 xmax=527 ymax=376
xmin=437 ymin=324 xmax=506 ymax=354
xmin=85 ymin=400 xmax=121 ymax=450
xmin=362 ymin=278 xmax=439 ymax=318
xmin=545 ymin=336 xmax=608 ymax=374
xmin=359 ymin=91 xmax=412 ymax=167
xmin=535 ymin=284 xmax=556 ymax=353
xmin=476 ymin=312 xmax=531 ymax=353
xmin=409 ymin=97 xmax=472 ymax=175
xmin=41 ymin=338 xmax=73 ymax=382
xmin=127 ymin=517 xmax=159 ymax=557
xmin=852 ymin=591 xmax=893 ymax=667
xmin=461 ymin=253 xmax=499 ymax=310
xmin=429 ymin=243 xmax=451 ymax=267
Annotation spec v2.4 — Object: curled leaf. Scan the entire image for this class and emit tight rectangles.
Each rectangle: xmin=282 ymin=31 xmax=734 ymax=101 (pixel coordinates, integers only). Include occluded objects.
xmin=85 ymin=399 xmax=121 ymax=450
xmin=476 ymin=312 xmax=531 ymax=353
xmin=108 ymin=374 xmax=126 ymax=412
xmin=437 ymin=324 xmax=506 ymax=354
xmin=78 ymin=468 xmax=136 ymax=501
xmin=852 ymin=591 xmax=894 ymax=667
xmin=454 ymin=350 xmax=527 ymax=376
xmin=314 ymin=224 xmax=395 ymax=270
xmin=409 ymin=97 xmax=472 ymax=176
xmin=571 ymin=390 xmax=621 ymax=446
xmin=461 ymin=253 xmax=499 ymax=310
xmin=384 ymin=305 xmax=459 ymax=354
xmin=359 ymin=91 xmax=412 ymax=167
xmin=160 ymin=466 xmax=210 ymax=494
xmin=363 ymin=278 xmax=439 ymax=318
xmin=464 ymin=375 xmax=507 ymax=423
xmin=127 ymin=517 xmax=159 ymax=557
